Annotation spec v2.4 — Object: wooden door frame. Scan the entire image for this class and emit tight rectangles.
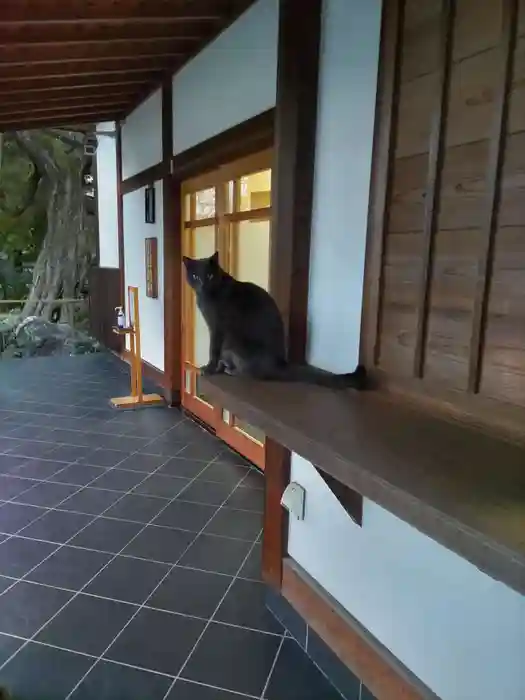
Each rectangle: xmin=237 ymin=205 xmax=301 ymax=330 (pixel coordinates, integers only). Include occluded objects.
xmin=179 ymin=149 xmax=273 ymax=470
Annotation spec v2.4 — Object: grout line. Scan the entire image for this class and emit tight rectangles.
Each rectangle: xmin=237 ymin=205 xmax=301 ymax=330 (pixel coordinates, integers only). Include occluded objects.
xmin=64 ymin=470 xmax=256 ymax=699
xmin=260 ymin=635 xmax=286 ymax=699
xmin=0 ymin=449 xmax=221 ymax=676
xmin=160 ymin=528 xmax=267 ymax=700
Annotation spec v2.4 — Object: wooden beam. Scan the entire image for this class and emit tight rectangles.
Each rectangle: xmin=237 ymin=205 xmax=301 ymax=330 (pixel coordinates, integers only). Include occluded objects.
xmin=162 ymin=80 xmax=181 ymax=406
xmin=0 ymin=87 xmax=138 ymax=107
xmin=262 ymin=0 xmax=323 ymax=591
xmin=413 ymin=0 xmax=455 ymax=378
xmin=468 ymin=0 xmax=518 ymax=393
xmin=0 ymin=57 xmax=182 ymax=81
xmin=0 ymin=75 xmax=151 ymax=95
xmin=0 ymin=113 xmax=119 ymax=132
xmin=0 ymin=42 xmax=190 ymax=65
xmin=0 ymin=23 xmax=207 ymax=46
xmin=121 ymin=163 xmax=168 ymax=196
xmin=1 ymin=0 xmax=221 ymax=24
xmin=0 ymin=101 xmax=129 ymax=119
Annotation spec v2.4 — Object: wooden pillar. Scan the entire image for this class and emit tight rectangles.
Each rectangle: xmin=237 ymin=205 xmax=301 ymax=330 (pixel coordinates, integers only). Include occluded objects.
xmin=161 ymin=80 xmax=182 ymax=406
xmin=262 ymin=0 xmax=322 ymax=590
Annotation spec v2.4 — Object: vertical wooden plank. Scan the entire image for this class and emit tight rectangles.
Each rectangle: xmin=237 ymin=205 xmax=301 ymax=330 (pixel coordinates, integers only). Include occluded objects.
xmin=413 ymin=0 xmax=456 ymax=378
xmin=262 ymin=0 xmax=322 ymax=590
xmin=161 ymin=78 xmax=182 ymax=405
xmin=468 ymin=0 xmax=518 ymax=393
xmin=116 ymin=123 xmax=125 ymax=307
xmin=359 ymin=0 xmax=405 ymax=366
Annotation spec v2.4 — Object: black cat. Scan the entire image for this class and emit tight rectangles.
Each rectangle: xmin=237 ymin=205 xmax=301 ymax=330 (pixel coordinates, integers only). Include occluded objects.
xmin=183 ymin=251 xmax=367 ymax=390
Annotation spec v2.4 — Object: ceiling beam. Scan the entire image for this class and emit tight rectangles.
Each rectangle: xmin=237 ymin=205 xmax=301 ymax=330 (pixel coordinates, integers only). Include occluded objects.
xmin=0 ymin=73 xmax=156 ymax=95
xmin=0 ymin=49 xmax=184 ymax=67
xmin=0 ymin=58 xmax=176 ymax=81
xmin=0 ymin=89 xmax=138 ymax=108
xmin=0 ymin=113 xmax=121 ymax=132
xmin=1 ymin=0 xmax=222 ymax=25
xmin=0 ymin=102 xmax=130 ymax=120
xmin=0 ymin=23 xmax=208 ymax=46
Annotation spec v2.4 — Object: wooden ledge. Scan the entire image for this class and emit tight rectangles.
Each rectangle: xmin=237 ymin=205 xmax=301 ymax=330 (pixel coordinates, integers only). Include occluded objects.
xmin=201 ymin=375 xmax=525 ymax=596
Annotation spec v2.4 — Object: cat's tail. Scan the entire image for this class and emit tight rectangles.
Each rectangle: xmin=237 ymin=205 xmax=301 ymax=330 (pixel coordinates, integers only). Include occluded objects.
xmin=276 ymin=362 xmax=368 ymax=390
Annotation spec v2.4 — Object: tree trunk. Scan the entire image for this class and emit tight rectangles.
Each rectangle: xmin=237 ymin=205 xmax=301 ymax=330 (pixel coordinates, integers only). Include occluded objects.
xmin=14 ymin=131 xmax=97 ymax=324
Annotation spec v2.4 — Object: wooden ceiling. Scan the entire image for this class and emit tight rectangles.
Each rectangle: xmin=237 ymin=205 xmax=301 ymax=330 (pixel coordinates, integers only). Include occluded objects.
xmin=0 ymin=0 xmax=256 ymax=132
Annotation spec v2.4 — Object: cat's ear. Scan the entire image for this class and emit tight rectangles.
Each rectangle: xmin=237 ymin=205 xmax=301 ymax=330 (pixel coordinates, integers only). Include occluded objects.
xmin=211 ymin=251 xmax=219 ymax=264
xmin=182 ymin=256 xmax=190 ymax=267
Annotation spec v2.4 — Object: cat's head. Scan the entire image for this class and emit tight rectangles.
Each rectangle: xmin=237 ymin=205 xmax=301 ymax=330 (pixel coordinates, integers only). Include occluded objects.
xmin=182 ymin=251 xmax=222 ymax=293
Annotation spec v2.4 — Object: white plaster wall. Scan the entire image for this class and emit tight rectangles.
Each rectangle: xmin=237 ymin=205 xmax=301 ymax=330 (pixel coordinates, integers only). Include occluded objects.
xmin=172 ymin=0 xmax=278 ymax=155
xmin=287 ymin=2 xmax=525 ymax=699
xmin=95 ymin=121 xmax=119 ymax=269
xmin=122 ymin=181 xmax=164 ymax=371
xmin=121 ymin=89 xmax=163 ymax=179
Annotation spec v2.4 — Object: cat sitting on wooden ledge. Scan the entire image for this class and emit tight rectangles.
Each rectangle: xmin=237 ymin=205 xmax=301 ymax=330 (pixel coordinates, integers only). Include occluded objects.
xmin=183 ymin=251 xmax=367 ymax=391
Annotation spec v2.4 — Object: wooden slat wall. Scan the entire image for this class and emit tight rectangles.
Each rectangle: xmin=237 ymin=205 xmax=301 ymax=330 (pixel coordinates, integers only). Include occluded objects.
xmin=88 ymin=266 xmax=123 ymax=354
xmin=367 ymin=0 xmax=525 ymax=432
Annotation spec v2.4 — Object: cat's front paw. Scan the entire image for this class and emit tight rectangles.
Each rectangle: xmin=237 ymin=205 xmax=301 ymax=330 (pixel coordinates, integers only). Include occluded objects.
xmin=200 ymin=362 xmax=219 ymax=376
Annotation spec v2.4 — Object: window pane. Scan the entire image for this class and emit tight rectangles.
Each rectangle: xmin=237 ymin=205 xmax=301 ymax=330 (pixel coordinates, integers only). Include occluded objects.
xmin=238 ymin=169 xmax=271 ymax=212
xmin=195 ymin=187 xmax=215 ymax=219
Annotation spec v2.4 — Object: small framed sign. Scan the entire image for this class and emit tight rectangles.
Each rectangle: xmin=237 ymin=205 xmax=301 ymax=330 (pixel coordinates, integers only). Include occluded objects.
xmin=145 ymin=185 xmax=156 ymax=224
xmin=145 ymin=237 xmax=158 ymax=299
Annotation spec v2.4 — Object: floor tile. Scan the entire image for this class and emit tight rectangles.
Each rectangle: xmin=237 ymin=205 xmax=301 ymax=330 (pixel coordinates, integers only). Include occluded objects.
xmin=0 ymin=475 xmax=36 ymax=500
xmin=179 ymin=481 xmax=236 ymax=507
xmin=117 ymin=453 xmax=168 ymax=473
xmin=177 ymin=442 xmax=222 ymax=462
xmin=0 ymin=633 xmax=22 ymax=666
xmin=0 ymin=581 xmax=72 ymax=637
xmin=104 ymin=494 xmax=167 ymax=523
xmin=182 ymin=622 xmax=281 ymax=697
xmin=204 ymin=507 xmax=262 ymax=541
xmin=307 ymin=629 xmax=361 ymax=700
xmin=158 ymin=457 xmax=208 ymax=479
xmin=50 ymin=463 xmax=107 ymax=486
xmin=70 ymin=660 xmax=173 ymax=700
xmin=12 ymin=458 xmax=70 ymax=481
xmin=48 ymin=429 xmax=95 ymax=447
xmin=142 ymin=439 xmax=187 ymax=457
xmin=0 ymin=576 xmax=13 ymax=594
xmin=47 ymin=444 xmax=94 ymax=463
xmin=91 ymin=468 xmax=146 ymax=491
xmin=14 ymin=481 xmax=79 ymax=507
xmin=93 ymin=434 xmax=150 ymax=452
xmin=242 ymin=468 xmax=265 ymax=490
xmin=148 ymin=566 xmax=231 ymax=619
xmin=214 ymin=579 xmax=284 ymax=634
xmin=153 ymin=500 xmax=217 ymax=532
xmin=215 ymin=448 xmax=252 ymax=468
xmin=58 ymin=487 xmax=123 ymax=515
xmin=122 ymin=525 xmax=195 ymax=564
xmin=105 ymin=607 xmax=205 ymax=676
xmin=167 ymin=680 xmax=247 ymax=700
xmin=225 ymin=487 xmax=264 ymax=513
xmin=20 ymin=509 xmax=93 ymax=543
xmin=79 ymin=448 xmax=131 ymax=468
xmin=198 ymin=462 xmax=249 ymax=485
xmin=36 ymin=594 xmax=136 ymax=656
xmin=361 ymin=686 xmax=378 ymax=700
xmin=26 ymin=546 xmax=112 ymax=590
xmin=264 ymin=638 xmax=345 ymax=700
xmin=0 ymin=536 xmax=57 ymax=577
xmin=133 ymin=474 xmax=190 ymax=499
xmin=179 ymin=535 xmax=252 ymax=575
xmin=69 ymin=518 xmax=143 ymax=554
xmin=85 ymin=555 xmax=170 ymax=604
xmin=5 ymin=440 xmax=57 ymax=459
xmin=0 ymin=455 xmax=30 ymax=475
xmin=239 ymin=543 xmax=263 ymax=581
xmin=0 ymin=503 xmax=49 ymax=534
xmin=0 ymin=642 xmax=93 ymax=699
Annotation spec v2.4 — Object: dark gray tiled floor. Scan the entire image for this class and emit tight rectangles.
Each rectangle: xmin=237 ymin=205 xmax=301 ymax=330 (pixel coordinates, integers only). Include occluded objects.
xmin=0 ymin=353 xmax=345 ymax=699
